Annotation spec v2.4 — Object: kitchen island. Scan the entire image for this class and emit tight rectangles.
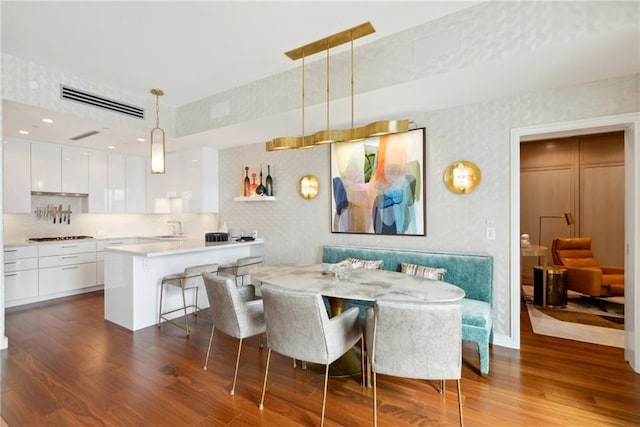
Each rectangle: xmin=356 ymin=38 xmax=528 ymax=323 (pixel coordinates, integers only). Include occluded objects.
xmin=103 ymin=238 xmax=263 ymax=331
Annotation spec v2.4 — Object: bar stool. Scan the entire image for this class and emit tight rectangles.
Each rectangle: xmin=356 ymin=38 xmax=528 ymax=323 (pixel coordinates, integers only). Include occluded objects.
xmin=219 ymin=256 xmax=262 ymax=287
xmin=158 ymin=263 xmax=218 ymax=335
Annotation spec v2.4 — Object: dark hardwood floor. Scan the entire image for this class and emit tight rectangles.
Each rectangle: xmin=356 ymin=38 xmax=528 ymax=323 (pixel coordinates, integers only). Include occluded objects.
xmin=1 ymin=291 xmax=639 ymax=426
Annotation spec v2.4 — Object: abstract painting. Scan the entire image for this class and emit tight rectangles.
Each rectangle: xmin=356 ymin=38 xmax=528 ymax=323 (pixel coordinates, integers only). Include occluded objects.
xmin=330 ymin=128 xmax=425 ymax=235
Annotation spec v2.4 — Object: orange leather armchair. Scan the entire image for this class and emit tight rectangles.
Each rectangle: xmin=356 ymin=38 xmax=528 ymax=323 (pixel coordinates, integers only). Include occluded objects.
xmin=551 ymin=238 xmax=624 ymax=297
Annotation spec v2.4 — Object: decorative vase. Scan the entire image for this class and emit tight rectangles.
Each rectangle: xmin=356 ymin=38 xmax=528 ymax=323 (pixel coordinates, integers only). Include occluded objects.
xmin=265 ymin=165 xmax=273 ymax=196
xmin=256 ymin=165 xmax=266 ymax=196
xmin=250 ymin=173 xmax=258 ymax=196
xmin=243 ymin=167 xmax=250 ymax=197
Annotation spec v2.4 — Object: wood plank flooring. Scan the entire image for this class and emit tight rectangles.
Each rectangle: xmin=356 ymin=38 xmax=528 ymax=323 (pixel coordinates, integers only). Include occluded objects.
xmin=1 ymin=291 xmax=639 ymax=426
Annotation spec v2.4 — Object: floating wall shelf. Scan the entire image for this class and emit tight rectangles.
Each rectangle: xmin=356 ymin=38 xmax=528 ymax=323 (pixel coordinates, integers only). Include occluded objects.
xmin=233 ymin=196 xmax=276 ymax=202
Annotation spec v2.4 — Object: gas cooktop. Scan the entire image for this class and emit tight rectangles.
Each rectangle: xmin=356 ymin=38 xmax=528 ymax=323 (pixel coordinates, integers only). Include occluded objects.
xmin=28 ymin=235 xmax=95 ymax=242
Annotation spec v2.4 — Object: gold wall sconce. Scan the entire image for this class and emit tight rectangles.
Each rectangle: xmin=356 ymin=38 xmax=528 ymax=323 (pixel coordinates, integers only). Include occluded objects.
xmin=443 ymin=161 xmax=481 ymax=194
xmin=299 ymin=175 xmax=319 ymax=199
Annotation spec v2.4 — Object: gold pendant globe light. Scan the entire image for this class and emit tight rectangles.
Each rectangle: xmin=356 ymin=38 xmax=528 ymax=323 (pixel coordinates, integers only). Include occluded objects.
xmin=150 ymin=89 xmax=166 ymax=174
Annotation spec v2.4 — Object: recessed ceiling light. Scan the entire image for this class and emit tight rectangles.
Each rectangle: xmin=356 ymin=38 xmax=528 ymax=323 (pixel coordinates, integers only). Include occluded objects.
xmin=18 ymin=130 xmax=29 ymax=135
xmin=42 ymin=118 xmax=54 ymax=124
xmin=107 ymin=145 xmax=116 ymax=150
xmin=137 ymin=138 xmax=145 ymax=142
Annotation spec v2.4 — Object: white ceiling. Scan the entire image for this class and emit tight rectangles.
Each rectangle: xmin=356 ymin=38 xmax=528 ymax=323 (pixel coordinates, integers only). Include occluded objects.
xmin=1 ymin=1 xmax=638 ymax=156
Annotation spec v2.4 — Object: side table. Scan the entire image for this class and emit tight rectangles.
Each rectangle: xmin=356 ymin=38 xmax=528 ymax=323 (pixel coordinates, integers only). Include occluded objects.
xmin=521 ymin=245 xmax=548 ymax=305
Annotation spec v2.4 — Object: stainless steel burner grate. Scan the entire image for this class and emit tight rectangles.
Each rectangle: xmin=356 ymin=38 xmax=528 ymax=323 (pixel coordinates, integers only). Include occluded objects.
xmin=28 ymin=235 xmax=95 ymax=242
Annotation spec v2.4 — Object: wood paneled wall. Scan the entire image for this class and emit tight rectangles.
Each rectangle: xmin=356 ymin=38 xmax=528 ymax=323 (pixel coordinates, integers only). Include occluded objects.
xmin=520 ymin=132 xmax=624 ymax=284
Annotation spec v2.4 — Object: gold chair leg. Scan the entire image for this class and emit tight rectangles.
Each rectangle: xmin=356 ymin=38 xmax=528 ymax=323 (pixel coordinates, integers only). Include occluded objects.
xmin=157 ymin=282 xmax=165 ymax=326
xmin=440 ymin=379 xmax=446 ymax=394
xmin=360 ymin=335 xmax=365 ymax=387
xmin=457 ymin=379 xmax=464 ymax=427
xmin=193 ymin=286 xmax=199 ymax=316
xmin=203 ymin=324 xmax=216 ymax=370
xmin=230 ymin=338 xmax=243 ymax=395
xmin=373 ymin=371 xmax=378 ymax=427
xmin=321 ymin=363 xmax=329 ymax=427
xmin=259 ymin=348 xmax=272 ymax=410
xmin=180 ymin=285 xmax=190 ymax=335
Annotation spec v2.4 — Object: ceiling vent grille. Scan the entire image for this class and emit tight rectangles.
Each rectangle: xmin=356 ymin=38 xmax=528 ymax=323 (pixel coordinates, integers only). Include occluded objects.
xmin=70 ymin=130 xmax=101 ymax=141
xmin=60 ymin=85 xmax=145 ymax=119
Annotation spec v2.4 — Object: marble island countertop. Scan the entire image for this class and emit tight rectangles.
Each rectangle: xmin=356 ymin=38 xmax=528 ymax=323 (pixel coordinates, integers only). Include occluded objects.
xmin=104 ymin=237 xmax=264 ymax=257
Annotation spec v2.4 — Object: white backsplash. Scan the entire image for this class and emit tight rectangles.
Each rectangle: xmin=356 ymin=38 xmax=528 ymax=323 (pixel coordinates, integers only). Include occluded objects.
xmin=3 ymin=212 xmax=219 ymax=243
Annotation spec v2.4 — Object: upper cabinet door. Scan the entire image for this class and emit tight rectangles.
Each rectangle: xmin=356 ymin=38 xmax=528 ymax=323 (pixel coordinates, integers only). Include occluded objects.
xmin=31 ymin=142 xmax=61 ymax=192
xmin=3 ymin=139 xmax=32 ymax=213
xmin=61 ymin=146 xmax=89 ymax=193
xmin=125 ymin=156 xmax=146 ymax=213
xmin=108 ymin=153 xmax=126 ymax=213
xmin=88 ymin=150 xmax=108 ymax=213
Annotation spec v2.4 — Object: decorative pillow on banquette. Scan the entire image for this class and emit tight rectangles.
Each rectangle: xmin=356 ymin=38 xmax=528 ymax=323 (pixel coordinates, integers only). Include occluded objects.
xmin=347 ymin=257 xmax=384 ymax=270
xmin=401 ymin=262 xmax=447 ymax=281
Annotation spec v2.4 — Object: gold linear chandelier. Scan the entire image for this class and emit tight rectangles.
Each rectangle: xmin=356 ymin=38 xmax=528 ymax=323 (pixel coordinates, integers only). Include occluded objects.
xmin=266 ymin=22 xmax=409 ymax=151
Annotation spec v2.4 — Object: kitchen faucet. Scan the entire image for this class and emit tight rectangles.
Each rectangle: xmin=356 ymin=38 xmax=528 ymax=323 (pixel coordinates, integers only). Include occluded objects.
xmin=168 ymin=221 xmax=183 ymax=236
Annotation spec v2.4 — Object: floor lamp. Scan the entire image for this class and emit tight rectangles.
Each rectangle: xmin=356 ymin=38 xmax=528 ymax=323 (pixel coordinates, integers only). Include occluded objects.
xmin=535 ymin=212 xmax=574 ymax=307
xmin=538 ymin=212 xmax=575 ymax=247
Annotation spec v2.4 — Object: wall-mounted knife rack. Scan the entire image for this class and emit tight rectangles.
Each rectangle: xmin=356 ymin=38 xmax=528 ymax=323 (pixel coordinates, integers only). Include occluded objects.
xmin=34 ymin=204 xmax=72 ymax=224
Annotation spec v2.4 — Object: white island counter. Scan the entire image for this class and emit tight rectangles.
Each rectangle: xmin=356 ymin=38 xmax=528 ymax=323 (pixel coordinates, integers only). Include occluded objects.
xmin=104 ymin=238 xmax=263 ymax=331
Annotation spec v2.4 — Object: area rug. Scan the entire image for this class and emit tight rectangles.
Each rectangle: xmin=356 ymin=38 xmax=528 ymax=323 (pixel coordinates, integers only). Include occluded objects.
xmin=522 ymin=285 xmax=625 ymax=347
xmin=536 ymin=306 xmax=623 ymax=330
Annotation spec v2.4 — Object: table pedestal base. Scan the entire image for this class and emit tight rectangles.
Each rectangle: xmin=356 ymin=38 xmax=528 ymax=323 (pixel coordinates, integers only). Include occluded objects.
xmin=307 ymin=347 xmax=362 ymax=378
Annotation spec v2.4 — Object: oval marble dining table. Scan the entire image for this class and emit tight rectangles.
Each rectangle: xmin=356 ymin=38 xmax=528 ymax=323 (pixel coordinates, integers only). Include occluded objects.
xmin=250 ymin=263 xmax=465 ymax=376
xmin=251 ymin=263 xmax=465 ymax=305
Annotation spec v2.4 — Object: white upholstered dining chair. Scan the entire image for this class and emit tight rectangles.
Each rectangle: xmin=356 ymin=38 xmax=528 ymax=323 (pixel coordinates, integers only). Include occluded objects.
xmin=366 ymin=298 xmax=464 ymax=427
xmin=258 ymin=284 xmax=364 ymax=427
xmin=202 ymin=272 xmax=266 ymax=396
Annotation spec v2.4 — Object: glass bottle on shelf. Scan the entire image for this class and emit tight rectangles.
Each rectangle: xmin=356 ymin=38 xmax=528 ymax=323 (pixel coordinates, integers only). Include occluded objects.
xmin=265 ymin=164 xmax=273 ymax=196
xmin=256 ymin=165 xmax=266 ymax=196
xmin=250 ymin=173 xmax=258 ymax=196
xmin=243 ymin=167 xmax=250 ymax=197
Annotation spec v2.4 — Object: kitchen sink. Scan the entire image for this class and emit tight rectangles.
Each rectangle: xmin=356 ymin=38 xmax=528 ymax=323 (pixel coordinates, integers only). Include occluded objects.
xmin=151 ymin=235 xmax=184 ymax=239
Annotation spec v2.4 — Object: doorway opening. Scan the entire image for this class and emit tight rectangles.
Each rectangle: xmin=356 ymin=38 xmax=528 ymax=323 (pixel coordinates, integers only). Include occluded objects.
xmin=509 ymin=112 xmax=639 ymax=373
xmin=520 ymin=131 xmax=624 ymax=346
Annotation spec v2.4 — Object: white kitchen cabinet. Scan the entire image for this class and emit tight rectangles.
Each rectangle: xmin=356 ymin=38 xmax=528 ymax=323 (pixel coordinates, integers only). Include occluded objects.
xmin=125 ymin=156 xmax=146 ymax=213
xmin=31 ymin=142 xmax=61 ymax=192
xmin=108 ymin=153 xmax=126 ymax=213
xmin=3 ymin=139 xmax=32 ymax=213
xmin=146 ymin=147 xmax=218 ymax=213
xmin=88 ymin=150 xmax=109 ymax=213
xmin=146 ymin=160 xmax=168 ymax=212
xmin=38 ymin=241 xmax=97 ymax=257
xmin=96 ymin=238 xmax=138 ymax=284
xmin=61 ymin=146 xmax=89 ymax=193
xmin=39 ymin=263 xmax=97 ymax=296
xmin=4 ymin=245 xmax=39 ymax=307
xmin=38 ymin=241 xmax=97 ymax=296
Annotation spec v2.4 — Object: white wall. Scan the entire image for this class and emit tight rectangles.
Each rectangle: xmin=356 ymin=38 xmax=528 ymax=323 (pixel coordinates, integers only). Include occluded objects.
xmin=219 ymin=73 xmax=640 ymax=346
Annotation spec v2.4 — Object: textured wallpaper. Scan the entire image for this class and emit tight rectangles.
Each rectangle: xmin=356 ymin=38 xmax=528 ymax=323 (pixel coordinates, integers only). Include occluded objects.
xmin=219 ymin=73 xmax=640 ymax=342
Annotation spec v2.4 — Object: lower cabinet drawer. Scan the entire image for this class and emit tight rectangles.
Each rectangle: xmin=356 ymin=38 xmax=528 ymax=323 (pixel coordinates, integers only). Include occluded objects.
xmin=39 ymin=263 xmax=97 ymax=295
xmin=39 ymin=252 xmax=96 ymax=268
xmin=4 ymin=269 xmax=38 ymax=301
xmin=4 ymin=257 xmax=38 ymax=272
